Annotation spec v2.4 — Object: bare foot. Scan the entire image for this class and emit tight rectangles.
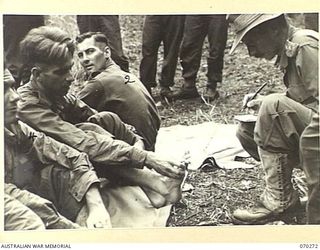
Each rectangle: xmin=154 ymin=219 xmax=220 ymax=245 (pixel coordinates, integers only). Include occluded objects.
xmin=159 ymin=174 xmax=186 ymax=204
xmin=141 ymin=187 xmax=167 ymax=208
xmin=141 ymin=171 xmax=187 ymax=208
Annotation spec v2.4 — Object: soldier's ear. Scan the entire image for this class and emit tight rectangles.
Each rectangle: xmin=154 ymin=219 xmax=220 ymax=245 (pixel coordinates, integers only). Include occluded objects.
xmin=104 ymin=46 xmax=111 ymax=58
xmin=31 ymin=67 xmax=41 ymax=79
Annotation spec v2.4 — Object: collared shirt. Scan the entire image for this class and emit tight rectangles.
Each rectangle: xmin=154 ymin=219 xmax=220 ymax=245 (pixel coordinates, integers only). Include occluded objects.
xmin=5 ymin=121 xmax=99 ymax=203
xmin=17 ymin=81 xmax=148 ymax=168
xmin=78 ymin=60 xmax=161 ymax=151
xmin=276 ymin=25 xmax=319 ymax=112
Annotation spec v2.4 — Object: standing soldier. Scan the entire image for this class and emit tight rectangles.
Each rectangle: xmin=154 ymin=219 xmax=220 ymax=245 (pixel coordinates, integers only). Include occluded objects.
xmin=139 ymin=15 xmax=185 ymax=99
xmin=174 ymin=15 xmax=228 ymax=101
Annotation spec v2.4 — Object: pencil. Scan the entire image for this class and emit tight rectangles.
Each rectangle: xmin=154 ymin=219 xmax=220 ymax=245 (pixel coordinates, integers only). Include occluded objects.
xmin=241 ymin=82 xmax=268 ymax=110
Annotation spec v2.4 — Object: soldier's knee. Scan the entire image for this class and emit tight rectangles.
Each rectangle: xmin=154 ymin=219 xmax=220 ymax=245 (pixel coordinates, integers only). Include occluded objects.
xmin=236 ymin=122 xmax=254 ymax=141
xmin=236 ymin=123 xmax=245 ymax=141
xmin=4 ymin=194 xmax=45 ymax=230
xmin=260 ymin=94 xmax=288 ymax=114
xmin=88 ymin=111 xmax=124 ymax=135
xmin=91 ymin=111 xmax=121 ymax=123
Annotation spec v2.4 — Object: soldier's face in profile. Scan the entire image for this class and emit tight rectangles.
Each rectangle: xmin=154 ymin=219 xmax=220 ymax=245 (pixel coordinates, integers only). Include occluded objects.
xmin=242 ymin=23 xmax=280 ymax=60
xmin=77 ymin=37 xmax=109 ymax=74
xmin=4 ymin=70 xmax=20 ymax=126
xmin=35 ymin=56 xmax=74 ymax=97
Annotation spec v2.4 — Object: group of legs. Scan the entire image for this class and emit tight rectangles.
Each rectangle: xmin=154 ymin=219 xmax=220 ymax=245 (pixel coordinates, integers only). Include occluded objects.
xmin=139 ymin=15 xmax=228 ymax=102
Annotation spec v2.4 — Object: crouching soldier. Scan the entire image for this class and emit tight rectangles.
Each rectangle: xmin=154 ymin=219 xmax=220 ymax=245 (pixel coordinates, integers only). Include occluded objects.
xmin=228 ymin=14 xmax=319 ymax=224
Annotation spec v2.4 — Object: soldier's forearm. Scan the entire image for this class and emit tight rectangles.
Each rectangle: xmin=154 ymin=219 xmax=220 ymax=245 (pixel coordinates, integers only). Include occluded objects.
xmin=84 ymin=184 xmax=112 ymax=228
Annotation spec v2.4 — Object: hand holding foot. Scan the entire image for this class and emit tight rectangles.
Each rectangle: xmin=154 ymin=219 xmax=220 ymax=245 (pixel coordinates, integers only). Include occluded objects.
xmin=145 ymin=152 xmax=186 ymax=179
xmin=141 ymin=167 xmax=188 ymax=208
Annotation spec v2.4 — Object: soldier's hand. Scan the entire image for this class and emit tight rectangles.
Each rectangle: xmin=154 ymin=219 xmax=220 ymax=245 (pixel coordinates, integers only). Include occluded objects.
xmin=85 ymin=185 xmax=112 ymax=229
xmin=243 ymin=93 xmax=264 ymax=110
xmin=145 ymin=152 xmax=186 ymax=179
xmin=86 ymin=205 xmax=112 ymax=229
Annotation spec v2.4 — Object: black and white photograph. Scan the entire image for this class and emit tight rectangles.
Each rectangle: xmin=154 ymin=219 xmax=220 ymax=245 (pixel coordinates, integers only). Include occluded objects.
xmin=1 ymin=0 xmax=320 ymax=245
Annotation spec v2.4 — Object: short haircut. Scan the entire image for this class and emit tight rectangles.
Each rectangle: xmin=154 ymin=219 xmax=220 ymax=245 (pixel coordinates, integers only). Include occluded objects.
xmin=75 ymin=32 xmax=109 ymax=46
xmin=20 ymin=26 xmax=75 ymax=67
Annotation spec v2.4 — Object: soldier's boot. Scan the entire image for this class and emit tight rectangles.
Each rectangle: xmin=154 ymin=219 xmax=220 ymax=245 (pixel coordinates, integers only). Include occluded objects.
xmin=232 ymin=147 xmax=301 ymax=224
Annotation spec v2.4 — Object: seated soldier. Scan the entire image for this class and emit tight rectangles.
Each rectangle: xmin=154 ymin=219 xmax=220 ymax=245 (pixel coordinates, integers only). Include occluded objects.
xmin=228 ymin=14 xmax=319 ymax=224
xmin=75 ymin=32 xmax=160 ymax=151
xmin=4 ymin=68 xmax=110 ymax=229
xmin=17 ymin=26 xmax=186 ymax=209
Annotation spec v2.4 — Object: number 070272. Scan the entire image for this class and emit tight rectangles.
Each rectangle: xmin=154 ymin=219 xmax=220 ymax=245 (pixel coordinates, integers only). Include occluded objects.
xmin=300 ymin=244 xmax=319 ymax=248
